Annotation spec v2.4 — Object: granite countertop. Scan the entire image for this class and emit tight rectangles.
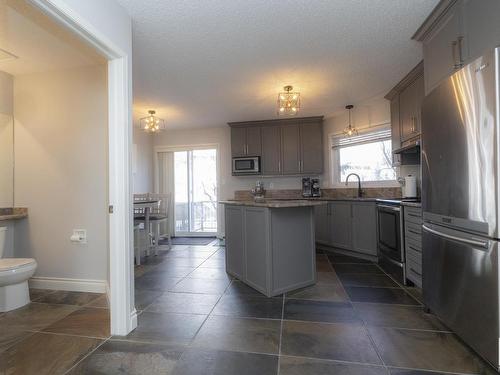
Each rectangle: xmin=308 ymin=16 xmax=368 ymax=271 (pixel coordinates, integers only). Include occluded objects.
xmin=219 ymin=199 xmax=328 ymax=208
xmin=0 ymin=208 xmax=28 ymax=221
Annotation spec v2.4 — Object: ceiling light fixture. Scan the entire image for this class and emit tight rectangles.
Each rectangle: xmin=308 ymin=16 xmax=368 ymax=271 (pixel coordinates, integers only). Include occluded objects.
xmin=139 ymin=110 xmax=166 ymax=133
xmin=343 ymin=105 xmax=358 ymax=137
xmin=277 ymin=85 xmax=300 ymax=116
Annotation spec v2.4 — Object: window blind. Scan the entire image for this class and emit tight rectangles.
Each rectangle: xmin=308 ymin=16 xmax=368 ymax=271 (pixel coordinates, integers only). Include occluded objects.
xmin=331 ymin=127 xmax=391 ymax=149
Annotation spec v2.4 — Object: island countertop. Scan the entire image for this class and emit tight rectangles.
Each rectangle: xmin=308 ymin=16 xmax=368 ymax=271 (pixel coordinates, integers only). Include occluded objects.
xmin=219 ymin=199 xmax=328 ymax=208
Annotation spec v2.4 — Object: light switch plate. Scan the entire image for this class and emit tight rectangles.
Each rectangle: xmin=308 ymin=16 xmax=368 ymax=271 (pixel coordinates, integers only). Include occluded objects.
xmin=71 ymin=229 xmax=87 ymax=244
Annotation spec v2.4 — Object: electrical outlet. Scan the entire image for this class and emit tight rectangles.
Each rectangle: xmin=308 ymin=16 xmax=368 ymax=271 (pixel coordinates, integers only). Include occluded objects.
xmin=70 ymin=229 xmax=87 ymax=244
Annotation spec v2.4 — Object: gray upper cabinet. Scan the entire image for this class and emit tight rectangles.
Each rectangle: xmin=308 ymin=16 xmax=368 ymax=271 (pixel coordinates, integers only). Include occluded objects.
xmin=281 ymin=124 xmax=301 ymax=175
xmin=230 ymin=126 xmax=262 ymax=158
xmin=351 ymin=202 xmax=377 ymax=256
xmin=414 ymin=0 xmax=500 ymax=94
xmin=399 ymin=74 xmax=424 ymax=142
xmin=229 ymin=116 xmax=323 ymax=176
xmin=390 ymin=97 xmax=401 ymax=166
xmin=231 ymin=127 xmax=247 ymax=157
xmin=246 ymin=127 xmax=262 ymax=156
xmin=261 ymin=126 xmax=281 ymax=175
xmin=420 ymin=2 xmax=463 ymax=94
xmin=462 ymin=0 xmax=500 ymax=61
xmin=329 ymin=201 xmax=352 ymax=250
xmin=300 ymin=122 xmax=323 ymax=174
xmin=385 ymin=62 xmax=424 ymax=165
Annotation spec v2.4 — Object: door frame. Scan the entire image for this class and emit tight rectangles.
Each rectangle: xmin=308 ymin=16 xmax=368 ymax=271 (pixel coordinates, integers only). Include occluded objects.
xmin=154 ymin=144 xmax=221 ymax=238
xmin=30 ymin=0 xmax=136 ymax=335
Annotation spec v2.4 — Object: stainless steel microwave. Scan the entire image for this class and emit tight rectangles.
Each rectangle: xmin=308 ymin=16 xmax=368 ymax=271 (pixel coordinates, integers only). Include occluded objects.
xmin=232 ymin=156 xmax=260 ymax=175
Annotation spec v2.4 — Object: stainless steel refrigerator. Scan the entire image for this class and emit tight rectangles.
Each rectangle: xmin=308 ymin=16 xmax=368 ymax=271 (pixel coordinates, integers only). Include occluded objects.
xmin=421 ymin=47 xmax=500 ymax=370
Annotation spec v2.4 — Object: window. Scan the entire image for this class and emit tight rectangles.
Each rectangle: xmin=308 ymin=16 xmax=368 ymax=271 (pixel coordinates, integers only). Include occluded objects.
xmin=331 ymin=128 xmax=396 ymax=185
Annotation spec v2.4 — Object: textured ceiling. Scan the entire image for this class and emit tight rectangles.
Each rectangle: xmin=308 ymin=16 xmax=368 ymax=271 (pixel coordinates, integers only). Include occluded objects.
xmin=117 ymin=0 xmax=438 ymax=129
xmin=0 ymin=0 xmax=105 ymax=76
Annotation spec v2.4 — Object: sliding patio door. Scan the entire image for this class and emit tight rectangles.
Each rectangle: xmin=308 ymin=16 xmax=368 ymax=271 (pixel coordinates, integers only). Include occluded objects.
xmin=173 ymin=148 xmax=217 ymax=236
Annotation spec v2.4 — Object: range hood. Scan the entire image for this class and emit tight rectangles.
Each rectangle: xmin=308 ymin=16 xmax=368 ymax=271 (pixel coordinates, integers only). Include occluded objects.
xmin=393 ymin=138 xmax=420 ymax=154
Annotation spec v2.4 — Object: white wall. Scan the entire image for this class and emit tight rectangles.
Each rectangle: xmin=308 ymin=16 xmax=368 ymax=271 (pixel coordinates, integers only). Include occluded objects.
xmin=13 ymin=64 xmax=108 ymax=282
xmin=0 ymin=71 xmax=14 ymax=207
xmin=133 ymin=126 xmax=154 ymax=193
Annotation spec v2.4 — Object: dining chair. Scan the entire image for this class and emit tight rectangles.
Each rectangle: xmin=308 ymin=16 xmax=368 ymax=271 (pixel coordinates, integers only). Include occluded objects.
xmin=133 ymin=193 xmax=152 ymax=263
xmin=148 ymin=192 xmax=172 ymax=251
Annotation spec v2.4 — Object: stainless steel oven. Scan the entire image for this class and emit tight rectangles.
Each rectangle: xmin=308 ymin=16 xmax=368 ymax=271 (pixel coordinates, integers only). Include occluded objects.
xmin=232 ymin=156 xmax=260 ymax=175
xmin=377 ymin=203 xmax=405 ymax=284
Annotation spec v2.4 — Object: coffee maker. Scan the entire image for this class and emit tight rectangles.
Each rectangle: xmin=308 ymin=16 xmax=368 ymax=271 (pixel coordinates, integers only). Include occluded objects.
xmin=302 ymin=178 xmax=321 ymax=197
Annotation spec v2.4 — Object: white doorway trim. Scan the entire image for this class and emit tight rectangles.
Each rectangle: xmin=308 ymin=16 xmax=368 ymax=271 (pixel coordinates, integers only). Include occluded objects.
xmin=29 ymin=0 xmax=136 ymax=335
xmin=154 ymin=144 xmax=221 ymax=238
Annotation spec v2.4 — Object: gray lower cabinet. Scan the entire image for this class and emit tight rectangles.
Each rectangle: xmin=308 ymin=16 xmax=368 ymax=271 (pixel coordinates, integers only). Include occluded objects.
xmin=224 ymin=204 xmax=316 ymax=297
xmin=224 ymin=205 xmax=245 ymax=279
xmin=315 ymin=201 xmax=377 ymax=258
xmin=329 ymin=201 xmax=352 ymax=250
xmin=351 ymin=202 xmax=378 ymax=256
xmin=403 ymin=206 xmax=423 ymax=287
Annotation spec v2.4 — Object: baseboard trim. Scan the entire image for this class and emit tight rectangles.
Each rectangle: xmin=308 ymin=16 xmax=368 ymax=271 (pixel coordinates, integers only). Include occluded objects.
xmin=29 ymin=277 xmax=107 ymax=293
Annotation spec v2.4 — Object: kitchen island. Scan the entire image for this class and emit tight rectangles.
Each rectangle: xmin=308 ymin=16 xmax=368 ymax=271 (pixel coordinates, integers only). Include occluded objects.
xmin=220 ymin=199 xmax=326 ymax=297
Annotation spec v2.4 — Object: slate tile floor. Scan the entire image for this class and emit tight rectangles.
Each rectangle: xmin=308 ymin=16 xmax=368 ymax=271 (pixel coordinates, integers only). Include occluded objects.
xmin=3 ymin=243 xmax=498 ymax=374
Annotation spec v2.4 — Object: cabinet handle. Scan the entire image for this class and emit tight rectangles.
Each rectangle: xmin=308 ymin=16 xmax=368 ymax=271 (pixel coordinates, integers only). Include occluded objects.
xmin=278 ymin=160 xmax=281 ymax=173
xmin=452 ymin=40 xmax=460 ymax=69
xmin=457 ymin=36 xmax=464 ymax=66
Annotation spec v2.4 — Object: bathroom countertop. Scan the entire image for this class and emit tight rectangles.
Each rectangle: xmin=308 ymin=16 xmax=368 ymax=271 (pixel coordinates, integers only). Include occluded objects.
xmin=0 ymin=208 xmax=28 ymax=221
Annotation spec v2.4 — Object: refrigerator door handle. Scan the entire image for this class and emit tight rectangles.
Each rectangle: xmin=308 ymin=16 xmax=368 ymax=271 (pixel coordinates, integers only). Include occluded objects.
xmin=422 ymin=224 xmax=489 ymax=249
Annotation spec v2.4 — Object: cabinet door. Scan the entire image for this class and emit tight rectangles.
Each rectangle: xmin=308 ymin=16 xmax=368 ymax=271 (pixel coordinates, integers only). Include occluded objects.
xmin=329 ymin=202 xmax=352 ymax=250
xmin=314 ymin=204 xmax=329 ymax=244
xmin=351 ymin=202 xmax=377 ymax=256
xmin=300 ymin=122 xmax=323 ymax=174
xmin=281 ymin=124 xmax=301 ymax=174
xmin=399 ymin=78 xmax=422 ymax=141
xmin=225 ymin=206 xmax=245 ymax=279
xmin=231 ymin=127 xmax=247 ymax=157
xmin=261 ymin=126 xmax=281 ymax=175
xmin=244 ymin=207 xmax=268 ymax=293
xmin=413 ymin=74 xmax=425 ymax=135
xmin=462 ymin=0 xmax=500 ymax=63
xmin=422 ymin=2 xmax=462 ymax=93
xmin=390 ymin=96 xmax=401 ymax=166
xmin=245 ymin=127 xmax=262 ymax=156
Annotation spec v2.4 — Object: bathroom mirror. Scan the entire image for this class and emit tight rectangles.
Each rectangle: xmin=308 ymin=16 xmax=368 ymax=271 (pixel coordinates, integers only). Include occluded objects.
xmin=0 ymin=113 xmax=14 ymax=207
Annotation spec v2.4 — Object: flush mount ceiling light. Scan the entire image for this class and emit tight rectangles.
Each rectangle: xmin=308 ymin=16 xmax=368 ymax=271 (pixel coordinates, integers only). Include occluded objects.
xmin=277 ymin=85 xmax=300 ymax=116
xmin=139 ymin=110 xmax=166 ymax=133
xmin=343 ymin=105 xmax=358 ymax=137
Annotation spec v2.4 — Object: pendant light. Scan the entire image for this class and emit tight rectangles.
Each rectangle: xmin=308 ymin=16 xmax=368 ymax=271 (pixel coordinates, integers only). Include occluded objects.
xmin=343 ymin=105 xmax=358 ymax=137
xmin=277 ymin=85 xmax=300 ymax=115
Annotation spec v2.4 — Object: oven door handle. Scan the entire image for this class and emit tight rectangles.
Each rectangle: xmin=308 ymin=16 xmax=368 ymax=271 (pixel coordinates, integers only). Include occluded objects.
xmin=422 ymin=224 xmax=489 ymax=249
xmin=377 ymin=204 xmax=401 ymax=212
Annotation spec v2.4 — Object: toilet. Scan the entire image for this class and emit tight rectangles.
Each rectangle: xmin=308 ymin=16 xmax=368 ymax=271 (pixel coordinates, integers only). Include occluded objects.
xmin=0 ymin=227 xmax=37 ymax=312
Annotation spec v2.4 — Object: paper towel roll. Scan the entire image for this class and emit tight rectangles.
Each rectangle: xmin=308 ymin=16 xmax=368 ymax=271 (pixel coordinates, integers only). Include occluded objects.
xmin=404 ymin=175 xmax=417 ymax=198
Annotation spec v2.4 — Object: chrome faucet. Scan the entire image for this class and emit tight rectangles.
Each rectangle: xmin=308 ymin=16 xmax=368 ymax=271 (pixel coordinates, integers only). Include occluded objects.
xmin=345 ymin=173 xmax=363 ymax=198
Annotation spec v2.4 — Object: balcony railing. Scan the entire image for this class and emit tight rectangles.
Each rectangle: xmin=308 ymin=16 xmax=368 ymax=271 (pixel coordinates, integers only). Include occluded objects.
xmin=175 ymin=201 xmax=217 ymax=233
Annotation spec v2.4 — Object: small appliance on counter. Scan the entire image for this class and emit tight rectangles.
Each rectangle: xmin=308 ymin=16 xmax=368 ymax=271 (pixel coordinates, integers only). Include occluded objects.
xmin=311 ymin=178 xmax=321 ymax=197
xmin=401 ymin=174 xmax=417 ymax=198
xmin=251 ymin=181 xmax=265 ymax=201
xmin=302 ymin=177 xmax=321 ymax=197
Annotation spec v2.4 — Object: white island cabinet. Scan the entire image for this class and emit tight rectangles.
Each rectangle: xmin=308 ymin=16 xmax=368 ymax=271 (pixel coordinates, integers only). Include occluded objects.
xmin=221 ymin=200 xmax=326 ymax=297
